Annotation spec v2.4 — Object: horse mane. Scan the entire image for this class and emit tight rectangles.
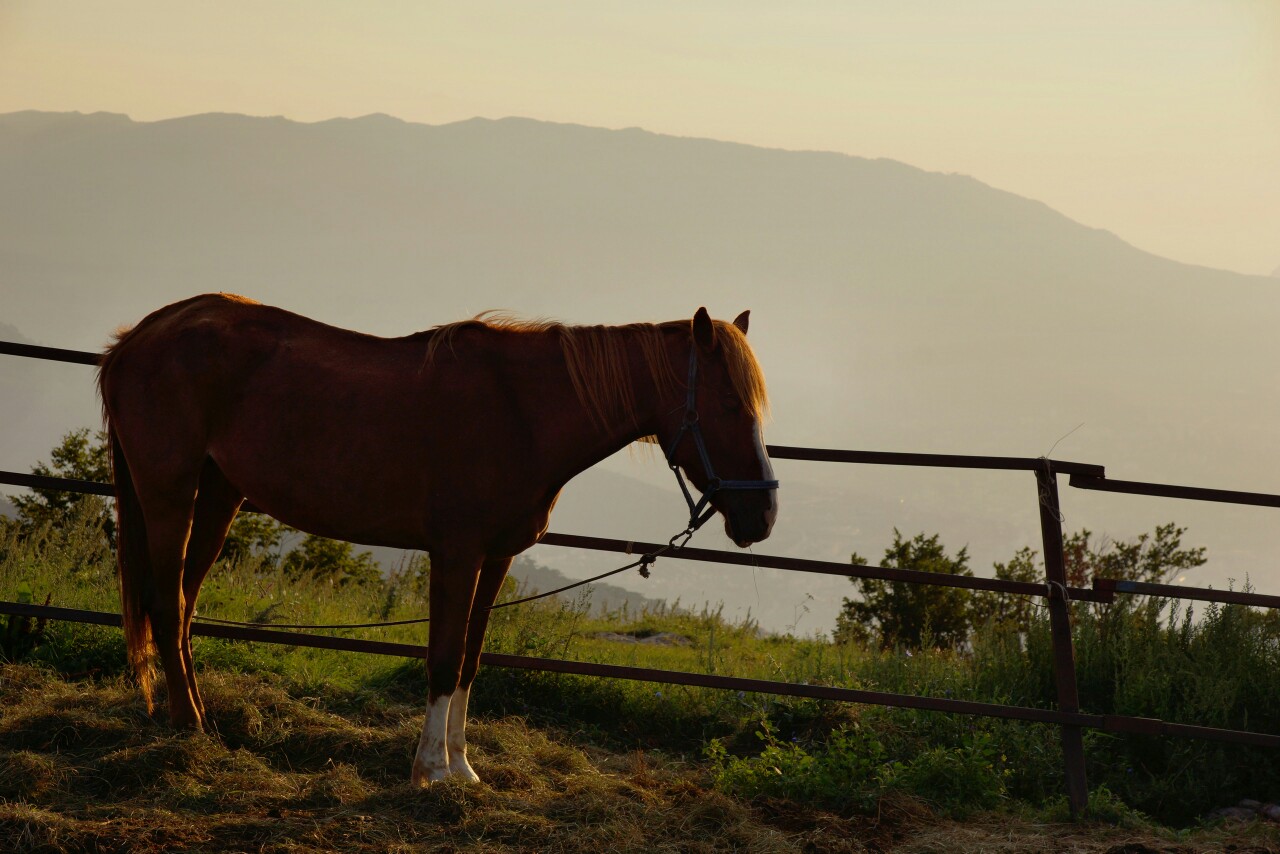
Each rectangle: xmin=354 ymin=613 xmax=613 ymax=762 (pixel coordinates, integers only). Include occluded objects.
xmin=715 ymin=320 xmax=770 ymax=421
xmin=424 ymin=312 xmax=769 ymax=434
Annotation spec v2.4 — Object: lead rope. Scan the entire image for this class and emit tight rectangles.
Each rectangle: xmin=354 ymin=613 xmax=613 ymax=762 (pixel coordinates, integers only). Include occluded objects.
xmin=192 ymin=507 xmax=717 ymax=632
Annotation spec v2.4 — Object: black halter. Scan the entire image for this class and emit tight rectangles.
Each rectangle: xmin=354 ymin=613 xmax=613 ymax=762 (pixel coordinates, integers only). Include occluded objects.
xmin=664 ymin=344 xmax=780 ymax=533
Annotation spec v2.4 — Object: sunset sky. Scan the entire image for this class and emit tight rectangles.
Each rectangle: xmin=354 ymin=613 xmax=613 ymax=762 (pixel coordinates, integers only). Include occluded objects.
xmin=1 ymin=1 xmax=1276 ymax=275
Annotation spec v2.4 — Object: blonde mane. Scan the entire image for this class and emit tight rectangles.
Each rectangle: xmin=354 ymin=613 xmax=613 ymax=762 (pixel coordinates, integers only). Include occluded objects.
xmin=714 ymin=320 xmax=770 ymax=421
xmin=425 ymin=313 xmax=768 ymax=434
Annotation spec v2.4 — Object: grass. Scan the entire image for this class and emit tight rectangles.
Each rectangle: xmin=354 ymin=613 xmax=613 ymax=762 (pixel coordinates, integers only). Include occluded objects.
xmin=0 ymin=663 xmax=793 ymax=853
xmin=5 ymin=508 xmax=1280 ymax=849
xmin=5 ymin=664 xmax=1280 ymax=854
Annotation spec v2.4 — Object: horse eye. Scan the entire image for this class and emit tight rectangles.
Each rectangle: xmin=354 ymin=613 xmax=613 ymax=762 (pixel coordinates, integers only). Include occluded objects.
xmin=723 ymin=394 xmax=743 ymax=411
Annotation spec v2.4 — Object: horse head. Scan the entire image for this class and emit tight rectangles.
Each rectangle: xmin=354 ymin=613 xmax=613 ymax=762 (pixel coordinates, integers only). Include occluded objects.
xmin=659 ymin=307 xmax=778 ymax=548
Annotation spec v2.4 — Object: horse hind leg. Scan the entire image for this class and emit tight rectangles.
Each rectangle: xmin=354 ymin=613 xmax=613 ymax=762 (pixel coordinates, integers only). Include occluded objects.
xmin=179 ymin=458 xmax=244 ymax=722
xmin=112 ymin=427 xmax=210 ymax=732
xmin=133 ymin=480 xmax=204 ymax=730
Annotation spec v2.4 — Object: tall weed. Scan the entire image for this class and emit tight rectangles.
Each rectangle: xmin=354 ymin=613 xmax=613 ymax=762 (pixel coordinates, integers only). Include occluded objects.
xmin=5 ymin=511 xmax=1280 ymax=824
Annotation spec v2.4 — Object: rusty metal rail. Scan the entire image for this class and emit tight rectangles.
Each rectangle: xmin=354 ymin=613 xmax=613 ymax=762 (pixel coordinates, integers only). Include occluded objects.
xmin=3 ymin=599 xmax=1278 ymax=750
xmin=0 ymin=469 xmax=1121 ymax=603
xmin=0 ymin=340 xmax=101 ymax=366
xmin=6 ymin=335 xmax=1280 ymax=818
xmin=0 ymin=469 xmax=1113 ymax=600
xmin=766 ymin=444 xmax=1105 ymax=477
xmin=1092 ymin=577 xmax=1280 ymax=610
xmin=1071 ymin=472 xmax=1280 ymax=509
xmin=18 ymin=467 xmax=1279 ymax=611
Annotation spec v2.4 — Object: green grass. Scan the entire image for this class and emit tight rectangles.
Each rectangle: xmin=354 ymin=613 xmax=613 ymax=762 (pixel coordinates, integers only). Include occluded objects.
xmin=6 ymin=663 xmax=1279 ymax=854
xmin=5 ymin=509 xmax=1280 ymax=837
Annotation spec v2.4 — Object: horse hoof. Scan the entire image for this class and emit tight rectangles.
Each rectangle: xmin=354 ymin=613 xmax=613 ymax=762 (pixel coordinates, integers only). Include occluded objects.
xmin=448 ymin=758 xmax=481 ymax=784
xmin=410 ymin=763 xmax=451 ymax=787
xmin=170 ymin=712 xmax=203 ymax=732
xmin=458 ymin=769 xmax=481 ymax=784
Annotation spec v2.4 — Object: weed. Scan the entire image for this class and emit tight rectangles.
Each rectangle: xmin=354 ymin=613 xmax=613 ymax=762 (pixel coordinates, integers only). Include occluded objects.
xmin=5 ymin=511 xmax=1280 ymax=828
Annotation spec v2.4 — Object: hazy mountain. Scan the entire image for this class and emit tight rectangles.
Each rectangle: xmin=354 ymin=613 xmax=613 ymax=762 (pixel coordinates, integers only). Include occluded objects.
xmin=0 ymin=322 xmax=30 ymax=344
xmin=507 ymin=555 xmax=671 ymax=618
xmin=2 ymin=110 xmax=1278 ymax=633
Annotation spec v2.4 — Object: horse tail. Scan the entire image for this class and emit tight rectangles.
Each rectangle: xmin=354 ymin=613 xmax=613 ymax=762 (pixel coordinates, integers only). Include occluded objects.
xmin=107 ymin=423 xmax=156 ymax=713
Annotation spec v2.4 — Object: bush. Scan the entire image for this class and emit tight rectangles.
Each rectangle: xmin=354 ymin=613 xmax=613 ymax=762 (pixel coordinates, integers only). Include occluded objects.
xmin=708 ymin=716 xmax=1009 ymax=817
xmin=837 ymin=531 xmax=974 ymax=651
xmin=7 ymin=493 xmax=1280 ymax=828
xmin=707 ymin=719 xmax=890 ymax=813
xmin=886 ymin=730 xmax=1008 ymax=816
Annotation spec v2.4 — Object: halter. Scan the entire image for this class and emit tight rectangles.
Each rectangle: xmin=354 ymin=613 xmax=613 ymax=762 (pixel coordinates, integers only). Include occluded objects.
xmin=664 ymin=342 xmax=780 ymax=534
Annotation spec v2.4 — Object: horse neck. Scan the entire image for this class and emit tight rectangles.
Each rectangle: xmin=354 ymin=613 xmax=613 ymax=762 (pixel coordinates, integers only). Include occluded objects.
xmin=524 ymin=329 xmax=676 ymax=486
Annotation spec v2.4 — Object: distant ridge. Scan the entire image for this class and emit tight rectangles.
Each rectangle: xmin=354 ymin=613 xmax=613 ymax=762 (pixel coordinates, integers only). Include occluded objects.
xmin=0 ymin=322 xmax=34 ymax=346
xmin=509 ymin=556 xmax=670 ymax=617
xmin=2 ymin=109 xmax=1278 ymax=633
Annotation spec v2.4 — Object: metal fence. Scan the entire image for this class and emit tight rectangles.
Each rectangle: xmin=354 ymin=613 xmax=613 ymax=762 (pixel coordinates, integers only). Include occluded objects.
xmin=3 ymin=337 xmax=1280 ymax=817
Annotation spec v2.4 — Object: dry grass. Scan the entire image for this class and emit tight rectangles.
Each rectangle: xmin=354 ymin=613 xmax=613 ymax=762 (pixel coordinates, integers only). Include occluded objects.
xmin=3 ymin=664 xmax=1279 ymax=854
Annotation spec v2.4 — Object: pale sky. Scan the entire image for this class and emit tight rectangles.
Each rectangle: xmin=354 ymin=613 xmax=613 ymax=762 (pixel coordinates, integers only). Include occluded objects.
xmin=1 ymin=0 xmax=1276 ymax=275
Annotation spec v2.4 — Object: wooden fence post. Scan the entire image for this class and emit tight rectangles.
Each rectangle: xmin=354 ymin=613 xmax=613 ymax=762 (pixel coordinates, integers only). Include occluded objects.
xmin=1035 ymin=462 xmax=1089 ymax=818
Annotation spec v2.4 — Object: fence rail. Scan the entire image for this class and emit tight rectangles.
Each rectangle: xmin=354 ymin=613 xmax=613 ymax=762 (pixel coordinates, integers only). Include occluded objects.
xmin=764 ymin=444 xmax=1104 ymax=476
xmin=5 ymin=336 xmax=1280 ymax=818
xmin=3 ymin=598 xmax=1279 ymax=751
xmin=1071 ymin=472 xmax=1280 ymax=509
xmin=14 ymin=464 xmax=1276 ymax=610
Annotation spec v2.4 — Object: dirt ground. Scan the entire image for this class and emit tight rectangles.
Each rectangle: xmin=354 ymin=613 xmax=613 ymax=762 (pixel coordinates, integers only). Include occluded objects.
xmin=3 ymin=664 xmax=1278 ymax=853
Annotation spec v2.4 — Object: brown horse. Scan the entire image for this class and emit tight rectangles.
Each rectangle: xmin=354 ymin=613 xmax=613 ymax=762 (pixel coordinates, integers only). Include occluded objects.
xmin=98 ymin=294 xmax=776 ymax=785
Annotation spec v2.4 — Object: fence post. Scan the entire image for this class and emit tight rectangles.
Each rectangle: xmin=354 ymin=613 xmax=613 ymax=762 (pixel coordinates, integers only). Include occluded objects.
xmin=1035 ymin=461 xmax=1089 ymax=818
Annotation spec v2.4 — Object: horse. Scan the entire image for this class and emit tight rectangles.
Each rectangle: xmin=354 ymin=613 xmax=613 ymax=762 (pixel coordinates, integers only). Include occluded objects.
xmin=97 ymin=294 xmax=778 ymax=785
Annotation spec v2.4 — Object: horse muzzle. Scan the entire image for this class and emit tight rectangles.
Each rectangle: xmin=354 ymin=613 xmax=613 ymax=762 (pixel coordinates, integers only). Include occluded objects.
xmin=723 ymin=491 xmax=778 ymax=548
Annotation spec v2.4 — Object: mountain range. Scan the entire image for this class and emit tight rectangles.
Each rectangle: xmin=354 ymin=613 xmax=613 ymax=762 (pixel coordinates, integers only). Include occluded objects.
xmin=1 ymin=110 xmax=1277 ymax=633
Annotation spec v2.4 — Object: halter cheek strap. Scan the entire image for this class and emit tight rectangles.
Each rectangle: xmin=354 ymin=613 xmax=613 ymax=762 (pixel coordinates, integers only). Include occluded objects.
xmin=664 ymin=344 xmax=780 ymax=532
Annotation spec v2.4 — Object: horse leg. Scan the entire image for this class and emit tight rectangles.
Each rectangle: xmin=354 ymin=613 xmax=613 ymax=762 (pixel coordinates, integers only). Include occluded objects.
xmin=179 ymin=458 xmax=244 ymax=721
xmin=134 ymin=481 xmax=203 ymax=730
xmin=446 ymin=555 xmax=514 ymax=782
xmin=411 ymin=550 xmax=483 ymax=786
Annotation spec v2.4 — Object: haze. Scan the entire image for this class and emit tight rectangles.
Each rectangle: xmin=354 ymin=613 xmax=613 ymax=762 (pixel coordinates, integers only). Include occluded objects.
xmin=1 ymin=4 xmax=1279 ymax=633
xmin=1 ymin=1 xmax=1276 ymax=275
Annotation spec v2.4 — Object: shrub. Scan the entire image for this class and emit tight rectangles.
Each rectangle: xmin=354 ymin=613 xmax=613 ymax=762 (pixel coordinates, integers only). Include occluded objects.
xmin=707 ymin=719 xmax=890 ymax=813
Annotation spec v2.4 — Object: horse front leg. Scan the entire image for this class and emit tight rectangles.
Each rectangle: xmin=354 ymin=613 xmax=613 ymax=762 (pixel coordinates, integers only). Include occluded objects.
xmin=445 ymin=555 xmax=514 ymax=782
xmin=411 ymin=550 xmax=483 ymax=786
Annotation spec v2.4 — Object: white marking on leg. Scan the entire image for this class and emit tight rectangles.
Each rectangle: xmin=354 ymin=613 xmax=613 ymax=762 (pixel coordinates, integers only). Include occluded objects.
xmin=446 ymin=685 xmax=480 ymax=782
xmin=411 ymin=693 xmax=452 ymax=786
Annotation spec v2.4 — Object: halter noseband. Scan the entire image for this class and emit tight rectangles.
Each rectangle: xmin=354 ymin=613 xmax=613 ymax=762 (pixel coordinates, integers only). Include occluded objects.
xmin=664 ymin=343 xmax=780 ymax=533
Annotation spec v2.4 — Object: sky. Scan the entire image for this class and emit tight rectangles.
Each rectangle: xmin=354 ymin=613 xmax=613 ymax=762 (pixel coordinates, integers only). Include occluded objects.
xmin=0 ymin=1 xmax=1276 ymax=275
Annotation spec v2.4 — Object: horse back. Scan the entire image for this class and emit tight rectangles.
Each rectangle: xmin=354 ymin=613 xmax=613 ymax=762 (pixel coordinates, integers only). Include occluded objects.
xmin=100 ymin=294 xmax=490 ymax=548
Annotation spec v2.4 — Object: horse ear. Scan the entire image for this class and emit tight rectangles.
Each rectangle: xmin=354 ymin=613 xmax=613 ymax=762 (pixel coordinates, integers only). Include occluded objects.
xmin=732 ymin=310 xmax=750 ymax=335
xmin=693 ymin=307 xmax=717 ymax=351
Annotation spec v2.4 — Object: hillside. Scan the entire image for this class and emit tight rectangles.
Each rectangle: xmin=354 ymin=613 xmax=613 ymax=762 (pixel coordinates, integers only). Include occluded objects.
xmin=508 ymin=555 xmax=670 ymax=617
xmin=2 ymin=110 xmax=1278 ymax=633
xmin=7 ymin=509 xmax=1280 ymax=841
xmin=9 ymin=663 xmax=1280 ymax=854
xmin=9 ymin=664 xmax=1275 ymax=853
